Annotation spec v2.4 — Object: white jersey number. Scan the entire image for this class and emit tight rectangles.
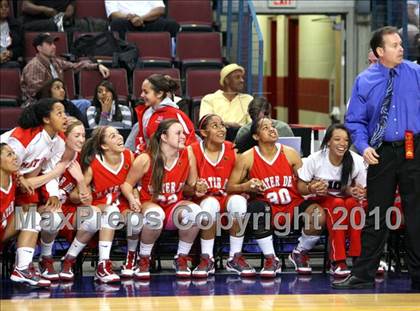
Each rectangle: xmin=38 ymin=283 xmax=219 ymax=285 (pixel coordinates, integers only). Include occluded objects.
xmin=266 ymin=188 xmax=291 ymax=205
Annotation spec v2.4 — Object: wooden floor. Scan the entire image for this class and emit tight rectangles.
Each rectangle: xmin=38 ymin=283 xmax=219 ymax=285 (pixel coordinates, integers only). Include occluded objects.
xmin=2 ymin=294 xmax=420 ymax=311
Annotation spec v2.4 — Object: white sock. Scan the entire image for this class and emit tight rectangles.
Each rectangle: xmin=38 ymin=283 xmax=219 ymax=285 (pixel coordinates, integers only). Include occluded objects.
xmin=40 ymin=239 xmax=54 ymax=258
xmin=200 ymin=238 xmax=214 ymax=258
xmin=256 ymin=236 xmax=275 ymax=257
xmin=67 ymin=238 xmax=87 ymax=258
xmin=229 ymin=235 xmax=244 ymax=259
xmin=296 ymin=231 xmax=320 ymax=253
xmin=127 ymin=238 xmax=139 ymax=252
xmin=16 ymin=247 xmax=34 ymax=270
xmin=139 ymin=242 xmax=154 ymax=257
xmin=98 ymin=241 xmax=112 ymax=261
xmin=177 ymin=240 xmax=193 ymax=256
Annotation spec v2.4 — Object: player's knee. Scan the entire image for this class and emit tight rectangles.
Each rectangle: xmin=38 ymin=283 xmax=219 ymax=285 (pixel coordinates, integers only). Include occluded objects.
xmin=19 ymin=211 xmax=42 ymax=233
xmin=101 ymin=204 xmax=121 ymax=230
xmin=200 ymin=197 xmax=220 ymax=224
xmin=144 ymin=207 xmax=166 ymax=230
xmin=126 ymin=211 xmax=143 ymax=236
xmin=226 ymin=195 xmax=247 ymax=218
xmin=80 ymin=207 xmax=101 ymax=234
xmin=40 ymin=211 xmax=62 ymax=233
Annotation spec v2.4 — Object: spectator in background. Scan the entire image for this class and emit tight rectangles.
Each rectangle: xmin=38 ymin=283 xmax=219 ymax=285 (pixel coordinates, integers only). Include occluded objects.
xmin=200 ymin=64 xmax=253 ymax=129
xmin=86 ymin=80 xmax=132 ymax=129
xmin=134 ymin=74 xmax=196 ymax=154
xmin=105 ymin=1 xmax=179 ymax=39
xmin=0 ymin=0 xmax=23 ymax=68
xmin=21 ymin=33 xmax=109 ymax=110
xmin=36 ymin=78 xmax=88 ymax=127
xmin=235 ymin=97 xmax=294 ymax=153
xmin=21 ymin=0 xmax=75 ymax=31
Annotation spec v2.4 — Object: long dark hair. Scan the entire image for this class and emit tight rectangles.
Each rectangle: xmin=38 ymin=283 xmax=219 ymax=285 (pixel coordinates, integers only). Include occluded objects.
xmin=320 ymin=124 xmax=353 ymax=191
xmin=36 ymin=78 xmax=67 ymax=100
xmin=146 ymin=74 xmax=179 ymax=101
xmin=80 ymin=125 xmax=108 ymax=172
xmin=92 ymin=80 xmax=122 ymax=124
xmin=147 ymin=119 xmax=180 ymax=199
xmin=18 ymin=98 xmax=61 ymax=129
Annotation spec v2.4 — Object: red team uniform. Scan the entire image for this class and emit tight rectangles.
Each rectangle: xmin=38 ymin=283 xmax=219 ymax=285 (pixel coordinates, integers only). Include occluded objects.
xmin=191 ymin=141 xmax=236 ymax=210
xmin=0 ymin=176 xmax=16 ymax=241
xmin=90 ymin=149 xmax=132 ymax=212
xmin=0 ymin=127 xmax=65 ymax=206
xmin=249 ymin=144 xmax=304 ymax=225
xmin=139 ymin=149 xmax=190 ymax=227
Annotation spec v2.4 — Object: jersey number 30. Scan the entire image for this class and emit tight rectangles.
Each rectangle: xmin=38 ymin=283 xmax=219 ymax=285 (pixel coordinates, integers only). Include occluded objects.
xmin=266 ymin=188 xmax=291 ymax=205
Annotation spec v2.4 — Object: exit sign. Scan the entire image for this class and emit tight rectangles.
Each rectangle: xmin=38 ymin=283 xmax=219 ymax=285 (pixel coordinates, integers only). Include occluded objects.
xmin=268 ymin=0 xmax=297 ymax=8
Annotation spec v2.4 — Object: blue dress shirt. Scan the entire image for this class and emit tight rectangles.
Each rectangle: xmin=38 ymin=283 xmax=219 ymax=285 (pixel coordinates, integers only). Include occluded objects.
xmin=345 ymin=60 xmax=420 ymax=154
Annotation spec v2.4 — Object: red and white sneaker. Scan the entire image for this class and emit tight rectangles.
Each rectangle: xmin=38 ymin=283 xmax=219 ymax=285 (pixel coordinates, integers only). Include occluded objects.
xmin=121 ymin=251 xmax=137 ymax=278
xmin=95 ymin=260 xmax=120 ymax=283
xmin=226 ymin=253 xmax=256 ymax=277
xmin=59 ymin=256 xmax=76 ymax=281
xmin=192 ymin=254 xmax=215 ymax=278
xmin=134 ymin=255 xmax=151 ymax=280
xmin=173 ymin=254 xmax=192 ymax=278
xmin=289 ymin=249 xmax=312 ymax=275
xmin=10 ymin=265 xmax=51 ymax=287
xmin=330 ymin=261 xmax=351 ymax=278
xmin=39 ymin=256 xmax=59 ymax=281
xmin=260 ymin=255 xmax=282 ymax=278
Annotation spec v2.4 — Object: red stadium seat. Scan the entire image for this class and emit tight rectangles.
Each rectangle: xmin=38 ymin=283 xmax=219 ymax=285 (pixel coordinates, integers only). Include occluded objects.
xmin=24 ymin=32 xmax=68 ymax=61
xmin=0 ymin=106 xmax=23 ymax=129
xmin=79 ymin=68 xmax=129 ymax=102
xmin=132 ymin=68 xmax=181 ymax=100
xmin=185 ymin=68 xmax=220 ymax=101
xmin=0 ymin=68 xmax=21 ymax=107
xmin=168 ymin=0 xmax=213 ymax=32
xmin=176 ymin=32 xmax=223 ymax=73
xmin=74 ymin=0 xmax=107 ymax=19
xmin=126 ymin=32 xmax=172 ymax=68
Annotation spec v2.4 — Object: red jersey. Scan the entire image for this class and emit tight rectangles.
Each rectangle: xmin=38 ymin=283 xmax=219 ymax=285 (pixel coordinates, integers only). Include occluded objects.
xmin=1 ymin=176 xmax=16 ymax=230
xmin=191 ymin=141 xmax=235 ymax=199
xmin=139 ymin=149 xmax=190 ymax=210
xmin=90 ymin=149 xmax=132 ymax=207
xmin=249 ymin=144 xmax=304 ymax=214
xmin=134 ymin=104 xmax=197 ymax=154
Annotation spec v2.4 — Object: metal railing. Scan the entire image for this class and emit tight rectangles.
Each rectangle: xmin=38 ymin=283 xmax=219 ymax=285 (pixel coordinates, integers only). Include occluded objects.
xmin=225 ymin=0 xmax=264 ymax=96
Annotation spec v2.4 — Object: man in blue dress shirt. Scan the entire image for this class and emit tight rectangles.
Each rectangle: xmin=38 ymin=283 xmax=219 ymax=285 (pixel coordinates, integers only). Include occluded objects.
xmin=333 ymin=26 xmax=420 ymax=290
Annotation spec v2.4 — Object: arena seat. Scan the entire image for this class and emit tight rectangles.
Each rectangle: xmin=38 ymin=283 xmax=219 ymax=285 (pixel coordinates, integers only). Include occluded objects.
xmin=168 ymin=0 xmax=213 ymax=32
xmin=185 ymin=68 xmax=220 ymax=101
xmin=126 ymin=32 xmax=172 ymax=68
xmin=176 ymin=32 xmax=223 ymax=74
xmin=74 ymin=0 xmax=107 ymax=19
xmin=0 ymin=68 xmax=21 ymax=107
xmin=0 ymin=106 xmax=23 ymax=129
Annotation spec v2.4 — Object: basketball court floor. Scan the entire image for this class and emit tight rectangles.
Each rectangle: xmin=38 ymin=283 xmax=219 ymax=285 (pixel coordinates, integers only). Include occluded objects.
xmin=1 ymin=272 xmax=419 ymax=310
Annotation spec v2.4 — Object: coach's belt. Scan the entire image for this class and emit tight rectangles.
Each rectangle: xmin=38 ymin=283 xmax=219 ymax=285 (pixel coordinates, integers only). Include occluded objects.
xmin=383 ymin=133 xmax=420 ymax=148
